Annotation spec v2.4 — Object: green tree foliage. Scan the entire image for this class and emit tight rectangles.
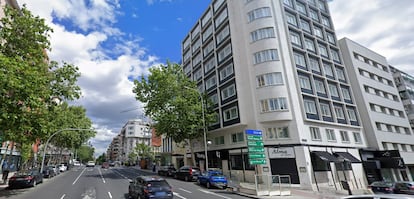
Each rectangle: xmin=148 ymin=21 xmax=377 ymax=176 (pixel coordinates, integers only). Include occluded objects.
xmin=96 ymin=153 xmax=107 ymax=165
xmin=134 ymin=143 xmax=153 ymax=161
xmin=133 ymin=62 xmax=215 ymax=144
xmin=77 ymin=145 xmax=95 ymax=163
xmin=0 ymin=5 xmax=91 ymax=165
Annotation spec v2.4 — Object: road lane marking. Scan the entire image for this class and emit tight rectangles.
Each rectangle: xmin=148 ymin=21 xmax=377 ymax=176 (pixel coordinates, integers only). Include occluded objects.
xmin=199 ymin=189 xmax=232 ymax=199
xmin=179 ymin=188 xmax=192 ymax=193
xmin=112 ymin=169 xmax=130 ymax=179
xmin=98 ymin=168 xmax=106 ymax=183
xmin=173 ymin=192 xmax=186 ymax=199
xmin=107 ymin=192 xmax=112 ymax=199
xmin=72 ymin=167 xmax=87 ymax=185
xmin=60 ymin=194 xmax=65 ymax=199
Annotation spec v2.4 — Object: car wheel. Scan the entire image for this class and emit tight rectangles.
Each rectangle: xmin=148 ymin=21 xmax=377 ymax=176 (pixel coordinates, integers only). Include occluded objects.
xmin=185 ymin=176 xmax=189 ymax=182
xmin=206 ymin=182 xmax=211 ymax=189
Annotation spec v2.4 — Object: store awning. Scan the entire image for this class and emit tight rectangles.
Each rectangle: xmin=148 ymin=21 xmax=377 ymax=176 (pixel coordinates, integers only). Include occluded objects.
xmin=334 ymin=152 xmax=361 ymax=163
xmin=312 ymin=151 xmax=339 ymax=162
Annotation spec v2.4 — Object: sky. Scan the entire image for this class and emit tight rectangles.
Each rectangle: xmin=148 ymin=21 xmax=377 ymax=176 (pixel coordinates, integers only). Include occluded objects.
xmin=17 ymin=0 xmax=414 ymax=157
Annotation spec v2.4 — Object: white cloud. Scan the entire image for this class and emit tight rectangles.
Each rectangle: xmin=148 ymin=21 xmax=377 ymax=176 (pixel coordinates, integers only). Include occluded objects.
xmin=20 ymin=0 xmax=157 ymax=157
xmin=330 ymin=0 xmax=414 ymax=75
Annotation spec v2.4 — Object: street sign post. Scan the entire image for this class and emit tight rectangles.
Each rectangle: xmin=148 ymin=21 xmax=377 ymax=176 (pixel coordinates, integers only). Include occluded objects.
xmin=246 ymin=129 xmax=266 ymax=165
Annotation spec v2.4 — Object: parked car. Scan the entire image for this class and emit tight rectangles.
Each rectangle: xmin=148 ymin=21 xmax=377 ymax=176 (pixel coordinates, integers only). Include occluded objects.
xmin=368 ymin=181 xmax=395 ymax=194
xmin=42 ymin=166 xmax=57 ymax=178
xmin=8 ymin=168 xmax=43 ymax=189
xmin=197 ymin=169 xmax=228 ymax=189
xmin=394 ymin=181 xmax=414 ymax=195
xmin=128 ymin=176 xmax=173 ymax=199
xmin=58 ymin=163 xmax=67 ymax=172
xmin=173 ymin=166 xmax=201 ymax=182
xmin=157 ymin=165 xmax=176 ymax=177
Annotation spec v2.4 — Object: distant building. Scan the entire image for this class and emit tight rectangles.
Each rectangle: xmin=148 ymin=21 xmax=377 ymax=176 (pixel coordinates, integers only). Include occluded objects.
xmin=119 ymin=119 xmax=151 ymax=163
xmin=339 ymin=37 xmax=414 ymax=183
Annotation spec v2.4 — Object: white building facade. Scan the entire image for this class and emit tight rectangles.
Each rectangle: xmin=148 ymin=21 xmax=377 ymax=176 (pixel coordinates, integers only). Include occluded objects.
xmin=181 ymin=0 xmax=367 ymax=192
xmin=119 ymin=119 xmax=151 ymax=163
xmin=339 ymin=38 xmax=414 ymax=183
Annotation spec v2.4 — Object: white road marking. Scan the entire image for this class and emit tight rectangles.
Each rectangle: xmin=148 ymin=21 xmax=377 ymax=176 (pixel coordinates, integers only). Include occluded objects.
xmin=173 ymin=192 xmax=186 ymax=199
xmin=179 ymin=188 xmax=192 ymax=193
xmin=72 ymin=167 xmax=87 ymax=185
xmin=107 ymin=192 xmax=112 ymax=199
xmin=60 ymin=194 xmax=65 ymax=199
xmin=112 ymin=169 xmax=130 ymax=179
xmin=81 ymin=187 xmax=96 ymax=199
xmin=98 ymin=168 xmax=106 ymax=183
xmin=199 ymin=189 xmax=232 ymax=199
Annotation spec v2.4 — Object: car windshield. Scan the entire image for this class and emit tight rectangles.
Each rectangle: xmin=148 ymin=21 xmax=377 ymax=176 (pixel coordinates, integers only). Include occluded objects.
xmin=371 ymin=181 xmax=393 ymax=187
xmin=148 ymin=180 xmax=169 ymax=187
xmin=210 ymin=172 xmax=223 ymax=176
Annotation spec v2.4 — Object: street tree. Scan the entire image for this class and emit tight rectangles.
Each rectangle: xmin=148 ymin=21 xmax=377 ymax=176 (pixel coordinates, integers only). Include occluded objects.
xmin=77 ymin=145 xmax=95 ymax=163
xmin=133 ymin=62 xmax=216 ymax=165
xmin=0 ymin=5 xmax=87 ymax=166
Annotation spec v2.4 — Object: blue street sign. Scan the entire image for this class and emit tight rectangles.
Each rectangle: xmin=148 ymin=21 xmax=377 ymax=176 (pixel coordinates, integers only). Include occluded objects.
xmin=245 ymin=129 xmax=262 ymax=136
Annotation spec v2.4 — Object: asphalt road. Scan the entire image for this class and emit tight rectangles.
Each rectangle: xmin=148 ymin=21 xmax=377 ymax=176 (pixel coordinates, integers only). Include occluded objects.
xmin=0 ymin=166 xmax=250 ymax=199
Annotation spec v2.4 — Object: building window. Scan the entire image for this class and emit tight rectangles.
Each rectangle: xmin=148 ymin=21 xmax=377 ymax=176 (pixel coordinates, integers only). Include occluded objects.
xmin=203 ymin=40 xmax=214 ymax=57
xmin=213 ymin=0 xmax=225 ymax=11
xmin=340 ymin=131 xmax=350 ymax=142
xmin=203 ymin=25 xmax=213 ymax=42
xmin=215 ymin=8 xmax=228 ymax=28
xmin=347 ymin=108 xmax=357 ymax=121
xmin=194 ymin=68 xmax=202 ymax=81
xmin=331 ymin=49 xmax=341 ymax=63
xmin=256 ymin=72 xmax=283 ymax=87
xmin=201 ymin=9 xmax=212 ymax=27
xmin=304 ymin=99 xmax=317 ymax=114
xmin=266 ymin=127 xmax=290 ymax=139
xmin=216 ymin=25 xmax=230 ymax=45
xmin=254 ymin=49 xmax=279 ymax=64
xmin=321 ymin=15 xmax=331 ymax=28
xmin=221 ymin=84 xmax=236 ymax=100
xmin=219 ymin=63 xmax=234 ymax=81
xmin=299 ymin=75 xmax=312 ymax=90
xmin=341 ymin=87 xmax=352 ymax=101
xmin=318 ymin=0 xmax=327 ymax=12
xmin=248 ymin=7 xmax=271 ymax=22
xmin=293 ymin=52 xmax=306 ymax=68
xmin=314 ymin=79 xmax=326 ymax=94
xmin=318 ymin=44 xmax=328 ymax=57
xmin=328 ymin=83 xmax=339 ymax=98
xmin=304 ymin=38 xmax=315 ymax=52
xmin=210 ymin=93 xmax=218 ymax=105
xmin=323 ymin=63 xmax=334 ymax=77
xmin=260 ymin=98 xmax=288 ymax=112
xmin=204 ymin=57 xmax=216 ymax=73
xmin=336 ymin=67 xmax=346 ymax=82
xmin=250 ymin=27 xmax=275 ymax=42
xmin=353 ymin=132 xmax=362 ymax=144
xmin=218 ymin=43 xmax=232 ymax=63
xmin=214 ymin=136 xmax=225 ymax=145
xmin=309 ymin=57 xmax=321 ymax=72
xmin=205 ymin=75 xmax=217 ymax=90
xmin=192 ymin=53 xmax=202 ymax=67
xmin=309 ymin=9 xmax=319 ymax=21
xmin=320 ymin=103 xmax=331 ymax=117
xmin=223 ymin=106 xmax=238 ymax=122
xmin=283 ymin=0 xmax=294 ymax=8
xmin=285 ymin=12 xmax=298 ymax=27
xmin=231 ymin=132 xmax=244 ymax=143
xmin=313 ymin=25 xmax=323 ymax=38
xmin=290 ymin=31 xmax=302 ymax=47
xmin=326 ymin=32 xmax=336 ymax=45
xmin=326 ymin=129 xmax=336 ymax=142
xmin=334 ymin=105 xmax=345 ymax=119
xmin=310 ymin=127 xmax=321 ymax=141
xmin=296 ymin=1 xmax=307 ymax=15
xmin=301 ymin=19 xmax=311 ymax=33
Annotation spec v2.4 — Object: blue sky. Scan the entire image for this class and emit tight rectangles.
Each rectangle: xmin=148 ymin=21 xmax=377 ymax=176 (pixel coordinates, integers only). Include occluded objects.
xmin=19 ymin=0 xmax=414 ymax=157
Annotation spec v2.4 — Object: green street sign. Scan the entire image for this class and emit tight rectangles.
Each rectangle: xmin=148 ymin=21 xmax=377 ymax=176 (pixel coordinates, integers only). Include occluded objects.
xmin=246 ymin=135 xmax=263 ymax=141
xmin=249 ymin=153 xmax=266 ymax=159
xmin=248 ymin=147 xmax=265 ymax=153
xmin=249 ymin=159 xmax=266 ymax=165
xmin=247 ymin=141 xmax=264 ymax=147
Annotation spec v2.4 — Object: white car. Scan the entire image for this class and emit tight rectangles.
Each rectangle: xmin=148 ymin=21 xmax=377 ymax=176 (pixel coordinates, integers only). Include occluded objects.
xmin=59 ymin=164 xmax=67 ymax=172
xmin=86 ymin=161 xmax=95 ymax=167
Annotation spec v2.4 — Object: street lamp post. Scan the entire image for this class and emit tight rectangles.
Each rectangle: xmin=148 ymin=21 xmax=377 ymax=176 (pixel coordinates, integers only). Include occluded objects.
xmin=40 ymin=128 xmax=94 ymax=173
xmin=184 ymin=86 xmax=208 ymax=172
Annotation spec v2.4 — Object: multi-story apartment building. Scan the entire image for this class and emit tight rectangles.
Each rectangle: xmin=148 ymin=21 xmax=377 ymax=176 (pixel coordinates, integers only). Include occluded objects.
xmin=181 ymin=0 xmax=366 ymax=192
xmin=390 ymin=66 xmax=414 ymax=132
xmin=339 ymin=38 xmax=414 ymax=183
xmin=119 ymin=119 xmax=151 ymax=163
xmin=160 ymin=136 xmax=186 ymax=168
xmin=107 ymin=135 xmax=122 ymax=161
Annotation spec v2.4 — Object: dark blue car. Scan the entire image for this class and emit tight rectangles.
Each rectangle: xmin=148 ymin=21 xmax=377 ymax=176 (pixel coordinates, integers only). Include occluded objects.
xmin=197 ymin=170 xmax=227 ymax=189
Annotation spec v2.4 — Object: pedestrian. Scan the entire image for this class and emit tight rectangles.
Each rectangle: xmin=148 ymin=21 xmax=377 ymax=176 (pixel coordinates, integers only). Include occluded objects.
xmin=152 ymin=162 xmax=156 ymax=172
xmin=2 ymin=160 xmax=9 ymax=184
